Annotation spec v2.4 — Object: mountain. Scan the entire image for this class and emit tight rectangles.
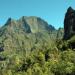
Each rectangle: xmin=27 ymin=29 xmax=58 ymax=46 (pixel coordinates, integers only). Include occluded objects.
xmin=60 ymin=7 xmax=75 ymax=50
xmin=0 ymin=16 xmax=57 ymax=54
xmin=0 ymin=8 xmax=75 ymax=75
xmin=64 ymin=7 xmax=75 ymax=40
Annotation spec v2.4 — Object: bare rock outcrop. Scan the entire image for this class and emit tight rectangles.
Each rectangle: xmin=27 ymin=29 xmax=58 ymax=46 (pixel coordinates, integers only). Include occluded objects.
xmin=64 ymin=7 xmax=75 ymax=39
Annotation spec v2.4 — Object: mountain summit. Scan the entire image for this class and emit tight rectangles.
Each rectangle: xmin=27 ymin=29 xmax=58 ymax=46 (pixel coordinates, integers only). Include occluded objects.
xmin=0 ymin=7 xmax=75 ymax=75
xmin=64 ymin=7 xmax=75 ymax=39
xmin=4 ymin=16 xmax=54 ymax=34
xmin=0 ymin=16 xmax=56 ymax=52
xmin=18 ymin=16 xmax=50 ymax=33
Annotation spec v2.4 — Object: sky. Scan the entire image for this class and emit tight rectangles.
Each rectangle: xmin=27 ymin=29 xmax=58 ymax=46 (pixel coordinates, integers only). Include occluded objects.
xmin=0 ymin=0 xmax=75 ymax=29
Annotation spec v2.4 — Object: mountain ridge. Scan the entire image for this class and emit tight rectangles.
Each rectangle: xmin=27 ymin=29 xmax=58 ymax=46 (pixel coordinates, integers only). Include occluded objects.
xmin=0 ymin=7 xmax=75 ymax=75
xmin=0 ymin=16 xmax=59 ymax=53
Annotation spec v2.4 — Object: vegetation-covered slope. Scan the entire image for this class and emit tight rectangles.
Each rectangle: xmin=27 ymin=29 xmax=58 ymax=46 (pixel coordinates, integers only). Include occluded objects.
xmin=0 ymin=16 xmax=57 ymax=53
xmin=0 ymin=7 xmax=75 ymax=75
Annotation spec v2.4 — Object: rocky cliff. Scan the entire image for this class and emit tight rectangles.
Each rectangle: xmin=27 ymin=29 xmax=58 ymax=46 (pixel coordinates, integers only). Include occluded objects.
xmin=0 ymin=16 xmax=57 ymax=53
xmin=64 ymin=7 xmax=75 ymax=39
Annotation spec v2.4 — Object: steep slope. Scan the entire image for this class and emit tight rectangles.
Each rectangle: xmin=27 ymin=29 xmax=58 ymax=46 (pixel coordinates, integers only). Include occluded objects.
xmin=18 ymin=16 xmax=51 ymax=33
xmin=64 ymin=7 xmax=75 ymax=39
xmin=58 ymin=7 xmax=75 ymax=50
xmin=0 ymin=16 xmax=56 ymax=55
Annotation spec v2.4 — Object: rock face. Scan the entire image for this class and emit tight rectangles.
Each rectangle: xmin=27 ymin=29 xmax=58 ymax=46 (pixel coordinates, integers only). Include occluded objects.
xmin=0 ymin=16 xmax=57 ymax=52
xmin=4 ymin=16 xmax=52 ymax=33
xmin=17 ymin=16 xmax=52 ymax=33
xmin=64 ymin=7 xmax=75 ymax=39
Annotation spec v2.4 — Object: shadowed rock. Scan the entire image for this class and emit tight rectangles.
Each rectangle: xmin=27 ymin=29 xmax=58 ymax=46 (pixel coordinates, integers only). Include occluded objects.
xmin=64 ymin=7 xmax=75 ymax=39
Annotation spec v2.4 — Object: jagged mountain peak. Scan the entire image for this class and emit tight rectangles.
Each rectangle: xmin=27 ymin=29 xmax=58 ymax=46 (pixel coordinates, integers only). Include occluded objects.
xmin=5 ymin=17 xmax=17 ymax=26
xmin=0 ymin=16 xmax=57 ymax=52
xmin=67 ymin=6 xmax=74 ymax=13
xmin=3 ymin=16 xmax=55 ymax=33
xmin=64 ymin=7 xmax=75 ymax=39
xmin=18 ymin=16 xmax=48 ymax=25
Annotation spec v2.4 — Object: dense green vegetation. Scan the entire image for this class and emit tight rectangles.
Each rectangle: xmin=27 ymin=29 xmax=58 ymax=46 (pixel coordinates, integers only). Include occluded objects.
xmin=0 ymin=37 xmax=75 ymax=75
xmin=0 ymin=16 xmax=75 ymax=75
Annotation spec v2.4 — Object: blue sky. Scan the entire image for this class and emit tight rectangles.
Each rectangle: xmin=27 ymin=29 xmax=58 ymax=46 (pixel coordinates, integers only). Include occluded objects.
xmin=0 ymin=0 xmax=75 ymax=29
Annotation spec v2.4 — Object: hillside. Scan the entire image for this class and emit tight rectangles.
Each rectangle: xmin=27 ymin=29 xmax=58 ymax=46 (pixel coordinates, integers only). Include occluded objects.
xmin=0 ymin=7 xmax=75 ymax=75
xmin=0 ymin=16 xmax=58 ymax=53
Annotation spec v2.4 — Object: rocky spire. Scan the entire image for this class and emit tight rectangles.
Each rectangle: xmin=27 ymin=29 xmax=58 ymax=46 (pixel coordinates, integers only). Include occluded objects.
xmin=64 ymin=7 xmax=75 ymax=39
xmin=5 ymin=17 xmax=16 ymax=25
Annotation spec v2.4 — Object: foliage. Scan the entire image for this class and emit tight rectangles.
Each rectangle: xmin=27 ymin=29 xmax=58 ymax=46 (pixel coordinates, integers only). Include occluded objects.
xmin=0 ymin=16 xmax=75 ymax=75
xmin=0 ymin=43 xmax=75 ymax=75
